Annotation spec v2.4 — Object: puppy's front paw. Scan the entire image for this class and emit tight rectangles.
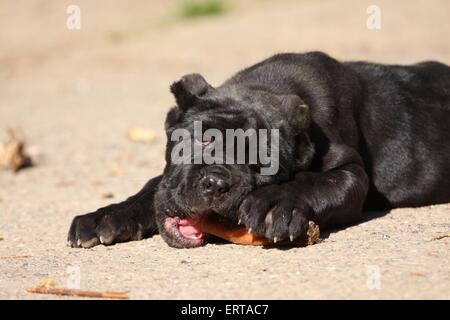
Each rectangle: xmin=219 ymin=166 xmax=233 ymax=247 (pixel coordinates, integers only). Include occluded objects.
xmin=67 ymin=210 xmax=148 ymax=248
xmin=238 ymin=185 xmax=311 ymax=243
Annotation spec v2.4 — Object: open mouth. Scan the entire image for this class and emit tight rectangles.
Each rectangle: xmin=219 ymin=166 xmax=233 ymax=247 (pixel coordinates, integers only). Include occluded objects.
xmin=163 ymin=214 xmax=209 ymax=247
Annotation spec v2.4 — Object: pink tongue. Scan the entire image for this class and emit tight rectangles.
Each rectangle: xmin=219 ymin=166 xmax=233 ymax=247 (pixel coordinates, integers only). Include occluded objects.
xmin=178 ymin=219 xmax=203 ymax=239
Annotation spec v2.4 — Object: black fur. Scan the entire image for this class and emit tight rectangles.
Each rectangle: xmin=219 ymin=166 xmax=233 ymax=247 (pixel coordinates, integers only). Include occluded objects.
xmin=68 ymin=52 xmax=450 ymax=249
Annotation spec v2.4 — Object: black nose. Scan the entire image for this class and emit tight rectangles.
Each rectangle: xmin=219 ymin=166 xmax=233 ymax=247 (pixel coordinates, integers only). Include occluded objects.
xmin=200 ymin=175 xmax=230 ymax=197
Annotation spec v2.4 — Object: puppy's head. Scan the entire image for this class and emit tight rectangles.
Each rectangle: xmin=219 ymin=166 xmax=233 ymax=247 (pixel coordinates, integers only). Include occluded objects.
xmin=154 ymin=74 xmax=314 ymax=248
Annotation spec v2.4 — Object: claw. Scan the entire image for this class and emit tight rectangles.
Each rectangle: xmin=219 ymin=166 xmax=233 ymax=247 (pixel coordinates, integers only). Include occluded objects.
xmin=247 ymin=228 xmax=252 ymax=234
xmin=273 ymin=237 xmax=278 ymax=243
xmin=290 ymin=235 xmax=294 ymax=242
xmin=238 ymin=219 xmax=242 ymax=225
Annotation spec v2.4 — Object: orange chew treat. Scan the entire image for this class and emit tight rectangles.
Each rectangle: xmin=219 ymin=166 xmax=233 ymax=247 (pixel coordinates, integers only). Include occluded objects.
xmin=201 ymin=214 xmax=267 ymax=245
xmin=201 ymin=214 xmax=320 ymax=246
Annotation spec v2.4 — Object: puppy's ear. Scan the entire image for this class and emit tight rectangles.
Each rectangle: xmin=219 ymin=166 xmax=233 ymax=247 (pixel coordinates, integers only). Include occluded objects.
xmin=164 ymin=106 xmax=183 ymax=131
xmin=170 ymin=73 xmax=212 ymax=111
xmin=279 ymin=95 xmax=310 ymax=131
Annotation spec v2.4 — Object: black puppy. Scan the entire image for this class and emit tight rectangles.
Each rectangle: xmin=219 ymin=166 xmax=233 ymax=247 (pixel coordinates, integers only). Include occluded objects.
xmin=68 ymin=52 xmax=450 ymax=249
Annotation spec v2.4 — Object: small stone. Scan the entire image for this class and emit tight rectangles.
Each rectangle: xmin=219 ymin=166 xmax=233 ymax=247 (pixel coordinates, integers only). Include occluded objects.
xmin=101 ymin=192 xmax=114 ymax=199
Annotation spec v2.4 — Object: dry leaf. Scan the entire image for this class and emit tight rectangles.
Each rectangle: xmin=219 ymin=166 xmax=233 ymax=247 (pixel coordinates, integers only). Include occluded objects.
xmin=127 ymin=127 xmax=156 ymax=144
xmin=36 ymin=277 xmax=58 ymax=288
xmin=0 ymin=130 xmax=32 ymax=172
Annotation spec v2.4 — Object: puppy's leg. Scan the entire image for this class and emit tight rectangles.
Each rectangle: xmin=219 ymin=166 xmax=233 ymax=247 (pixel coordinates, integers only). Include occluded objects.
xmin=239 ymin=144 xmax=369 ymax=242
xmin=68 ymin=175 xmax=162 ymax=248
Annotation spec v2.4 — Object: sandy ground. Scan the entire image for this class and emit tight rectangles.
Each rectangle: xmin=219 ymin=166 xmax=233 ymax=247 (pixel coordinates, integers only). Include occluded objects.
xmin=0 ymin=0 xmax=449 ymax=299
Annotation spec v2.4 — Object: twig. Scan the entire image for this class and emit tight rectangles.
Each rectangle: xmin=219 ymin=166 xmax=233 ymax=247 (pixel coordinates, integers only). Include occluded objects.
xmin=431 ymin=234 xmax=450 ymax=241
xmin=409 ymin=272 xmax=426 ymax=277
xmin=0 ymin=255 xmax=32 ymax=259
xmin=26 ymin=287 xmax=129 ymax=299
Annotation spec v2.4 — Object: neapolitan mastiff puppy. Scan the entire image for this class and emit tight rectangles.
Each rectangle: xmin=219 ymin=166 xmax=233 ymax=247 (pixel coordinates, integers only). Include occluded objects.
xmin=68 ymin=52 xmax=450 ymax=248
